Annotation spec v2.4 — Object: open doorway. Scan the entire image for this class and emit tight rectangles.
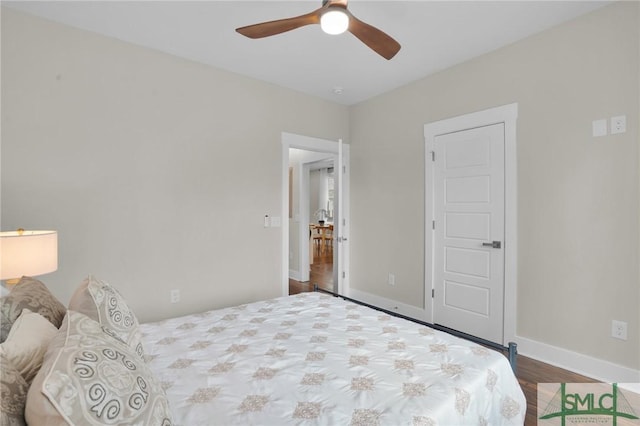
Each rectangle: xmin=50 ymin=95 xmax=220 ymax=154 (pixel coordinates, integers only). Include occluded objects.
xmin=290 ymin=154 xmax=335 ymax=294
xmin=281 ymin=132 xmax=350 ymax=298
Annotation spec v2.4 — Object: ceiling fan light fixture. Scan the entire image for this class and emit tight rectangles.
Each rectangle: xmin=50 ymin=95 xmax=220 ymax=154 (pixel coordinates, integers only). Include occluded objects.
xmin=236 ymin=1 xmax=400 ymax=60
xmin=320 ymin=9 xmax=349 ymax=35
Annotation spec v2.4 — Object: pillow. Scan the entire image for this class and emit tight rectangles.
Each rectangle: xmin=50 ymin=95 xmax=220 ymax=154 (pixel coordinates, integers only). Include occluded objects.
xmin=0 ymin=309 xmax=58 ymax=384
xmin=0 ymin=277 xmax=66 ymax=343
xmin=68 ymin=275 xmax=145 ymax=359
xmin=25 ymin=311 xmax=173 ymax=426
xmin=0 ymin=352 xmax=29 ymax=426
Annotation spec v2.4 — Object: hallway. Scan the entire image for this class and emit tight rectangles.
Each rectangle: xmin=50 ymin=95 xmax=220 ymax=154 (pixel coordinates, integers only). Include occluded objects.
xmin=289 ymin=249 xmax=333 ymax=295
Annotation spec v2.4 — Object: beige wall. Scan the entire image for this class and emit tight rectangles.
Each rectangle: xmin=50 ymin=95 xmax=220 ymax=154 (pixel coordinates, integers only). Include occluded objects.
xmin=0 ymin=8 xmax=349 ymax=322
xmin=349 ymin=2 xmax=639 ymax=369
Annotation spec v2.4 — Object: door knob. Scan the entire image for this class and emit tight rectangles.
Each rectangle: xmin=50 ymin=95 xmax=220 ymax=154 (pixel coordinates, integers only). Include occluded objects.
xmin=482 ymin=241 xmax=501 ymax=249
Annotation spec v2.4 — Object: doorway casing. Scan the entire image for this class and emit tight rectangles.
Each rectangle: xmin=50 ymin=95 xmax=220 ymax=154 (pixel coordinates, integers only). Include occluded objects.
xmin=424 ymin=103 xmax=518 ymax=346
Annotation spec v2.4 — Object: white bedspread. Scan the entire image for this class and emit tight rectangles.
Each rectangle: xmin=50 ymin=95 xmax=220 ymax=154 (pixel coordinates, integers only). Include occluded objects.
xmin=140 ymin=292 xmax=525 ymax=425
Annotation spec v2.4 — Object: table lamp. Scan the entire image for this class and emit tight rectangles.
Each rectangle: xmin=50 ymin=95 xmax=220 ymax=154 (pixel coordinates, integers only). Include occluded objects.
xmin=0 ymin=229 xmax=58 ymax=288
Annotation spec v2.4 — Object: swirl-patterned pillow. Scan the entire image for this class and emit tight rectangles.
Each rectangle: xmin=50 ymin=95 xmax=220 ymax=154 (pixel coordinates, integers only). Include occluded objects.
xmin=0 ymin=277 xmax=66 ymax=343
xmin=25 ymin=311 xmax=173 ymax=426
xmin=68 ymin=276 xmax=145 ymax=359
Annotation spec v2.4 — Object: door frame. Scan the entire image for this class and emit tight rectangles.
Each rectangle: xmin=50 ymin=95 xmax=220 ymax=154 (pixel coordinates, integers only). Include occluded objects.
xmin=281 ymin=132 xmax=350 ymax=297
xmin=424 ymin=103 xmax=518 ymax=346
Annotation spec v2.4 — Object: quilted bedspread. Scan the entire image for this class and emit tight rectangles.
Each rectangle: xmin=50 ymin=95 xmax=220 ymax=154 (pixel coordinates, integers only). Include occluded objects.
xmin=140 ymin=292 xmax=525 ymax=425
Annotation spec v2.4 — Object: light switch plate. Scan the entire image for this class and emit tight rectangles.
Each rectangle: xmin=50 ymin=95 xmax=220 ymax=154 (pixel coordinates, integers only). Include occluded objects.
xmin=592 ymin=119 xmax=607 ymax=137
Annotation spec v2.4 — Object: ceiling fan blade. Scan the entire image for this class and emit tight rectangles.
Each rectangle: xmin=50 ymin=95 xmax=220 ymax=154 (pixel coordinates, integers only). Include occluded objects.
xmin=236 ymin=9 xmax=322 ymax=39
xmin=347 ymin=13 xmax=401 ymax=60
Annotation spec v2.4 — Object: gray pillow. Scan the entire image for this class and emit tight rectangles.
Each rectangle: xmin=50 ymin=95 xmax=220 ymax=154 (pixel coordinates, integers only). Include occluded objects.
xmin=0 ymin=308 xmax=58 ymax=384
xmin=68 ymin=275 xmax=145 ymax=359
xmin=0 ymin=277 xmax=66 ymax=343
xmin=25 ymin=311 xmax=173 ymax=426
xmin=0 ymin=352 xmax=29 ymax=426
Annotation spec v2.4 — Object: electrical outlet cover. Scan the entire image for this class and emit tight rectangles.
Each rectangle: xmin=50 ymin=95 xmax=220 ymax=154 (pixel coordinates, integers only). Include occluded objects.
xmin=611 ymin=115 xmax=626 ymax=135
xmin=611 ymin=319 xmax=627 ymax=340
xmin=388 ymin=273 xmax=395 ymax=286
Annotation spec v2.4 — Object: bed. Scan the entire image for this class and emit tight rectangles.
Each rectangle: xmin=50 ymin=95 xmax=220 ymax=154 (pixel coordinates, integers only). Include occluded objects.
xmin=141 ymin=291 xmax=525 ymax=425
xmin=2 ymin=276 xmax=526 ymax=425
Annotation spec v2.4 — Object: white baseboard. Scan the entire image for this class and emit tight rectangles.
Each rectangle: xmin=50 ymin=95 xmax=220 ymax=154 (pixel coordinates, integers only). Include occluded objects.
xmin=347 ymin=288 xmax=428 ymax=323
xmin=515 ymin=335 xmax=640 ymax=383
xmin=288 ymin=269 xmax=301 ymax=281
xmin=343 ymin=288 xmax=640 ymax=383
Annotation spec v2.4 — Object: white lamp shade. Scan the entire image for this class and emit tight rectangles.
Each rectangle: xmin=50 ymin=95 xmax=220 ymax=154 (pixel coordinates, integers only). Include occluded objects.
xmin=0 ymin=230 xmax=58 ymax=280
xmin=320 ymin=9 xmax=349 ymax=35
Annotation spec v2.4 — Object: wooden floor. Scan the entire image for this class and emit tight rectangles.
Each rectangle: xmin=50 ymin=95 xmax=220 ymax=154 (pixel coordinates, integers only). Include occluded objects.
xmin=515 ymin=354 xmax=597 ymax=425
xmin=289 ymin=251 xmax=597 ymax=425
xmin=289 ymin=249 xmax=334 ymax=295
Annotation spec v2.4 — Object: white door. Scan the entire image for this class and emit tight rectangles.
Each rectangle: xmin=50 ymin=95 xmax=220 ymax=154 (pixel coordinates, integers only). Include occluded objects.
xmin=334 ymin=139 xmax=349 ymax=295
xmin=432 ymin=123 xmax=505 ymax=344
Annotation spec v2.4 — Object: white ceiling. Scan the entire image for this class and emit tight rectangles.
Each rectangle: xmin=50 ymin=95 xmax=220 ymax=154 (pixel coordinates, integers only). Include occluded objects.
xmin=4 ymin=0 xmax=609 ymax=105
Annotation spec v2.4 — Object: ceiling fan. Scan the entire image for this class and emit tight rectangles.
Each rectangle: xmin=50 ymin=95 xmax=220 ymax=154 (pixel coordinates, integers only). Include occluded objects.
xmin=235 ymin=0 xmax=401 ymax=60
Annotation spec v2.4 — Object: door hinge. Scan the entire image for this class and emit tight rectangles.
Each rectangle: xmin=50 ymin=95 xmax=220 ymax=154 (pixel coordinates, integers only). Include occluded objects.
xmin=430 ymin=151 xmax=435 ymax=162
xmin=432 ymin=289 xmax=435 ymax=298
xmin=432 ymin=220 xmax=435 ymax=230
xmin=343 ymin=165 xmax=346 ymax=173
xmin=343 ymin=218 xmax=346 ymax=226
xmin=342 ymin=271 xmax=346 ymax=278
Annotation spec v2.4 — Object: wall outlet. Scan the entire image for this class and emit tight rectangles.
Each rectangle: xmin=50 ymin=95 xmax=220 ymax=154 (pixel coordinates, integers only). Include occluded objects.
xmin=611 ymin=320 xmax=627 ymax=340
xmin=611 ymin=115 xmax=626 ymax=135
xmin=170 ymin=289 xmax=180 ymax=304
xmin=388 ymin=273 xmax=395 ymax=286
